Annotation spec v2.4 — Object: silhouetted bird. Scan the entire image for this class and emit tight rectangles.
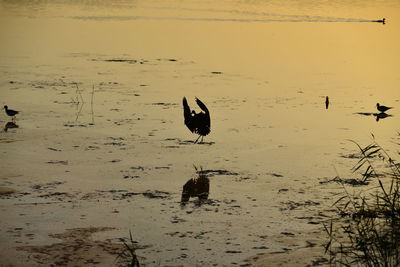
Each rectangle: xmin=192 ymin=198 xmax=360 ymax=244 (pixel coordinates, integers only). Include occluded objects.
xmin=376 ymin=103 xmax=392 ymax=113
xmin=325 ymin=96 xmax=329 ymax=109
xmin=3 ymin=105 xmax=19 ymax=120
xmin=183 ymin=97 xmax=211 ymax=143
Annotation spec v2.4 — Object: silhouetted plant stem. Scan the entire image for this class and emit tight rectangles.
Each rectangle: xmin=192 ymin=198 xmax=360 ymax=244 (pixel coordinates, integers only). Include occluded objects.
xmin=325 ymin=135 xmax=400 ymax=266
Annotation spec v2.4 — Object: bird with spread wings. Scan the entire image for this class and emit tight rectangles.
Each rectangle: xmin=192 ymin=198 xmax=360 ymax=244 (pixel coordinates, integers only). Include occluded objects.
xmin=182 ymin=97 xmax=211 ymax=143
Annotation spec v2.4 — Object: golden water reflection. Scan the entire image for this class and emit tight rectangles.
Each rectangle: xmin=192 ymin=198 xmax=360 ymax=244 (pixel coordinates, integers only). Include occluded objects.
xmin=1 ymin=0 xmax=399 ymax=180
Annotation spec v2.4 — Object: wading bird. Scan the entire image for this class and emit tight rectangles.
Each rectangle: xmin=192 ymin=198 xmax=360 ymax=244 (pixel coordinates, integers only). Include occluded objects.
xmin=376 ymin=103 xmax=393 ymax=113
xmin=3 ymin=105 xmax=19 ymax=121
xmin=183 ymin=97 xmax=211 ymax=143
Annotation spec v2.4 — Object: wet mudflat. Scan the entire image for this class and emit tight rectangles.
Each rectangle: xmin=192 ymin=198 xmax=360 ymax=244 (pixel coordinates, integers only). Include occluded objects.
xmin=1 ymin=0 xmax=399 ymax=266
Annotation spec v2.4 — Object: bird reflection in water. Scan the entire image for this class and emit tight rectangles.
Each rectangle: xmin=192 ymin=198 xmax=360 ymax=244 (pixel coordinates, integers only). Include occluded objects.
xmin=182 ymin=97 xmax=211 ymax=144
xmin=355 ymin=112 xmax=393 ymax=122
xmin=181 ymin=166 xmax=210 ymax=207
xmin=374 ymin=112 xmax=391 ymax=122
xmin=4 ymin=121 xmax=19 ymax=132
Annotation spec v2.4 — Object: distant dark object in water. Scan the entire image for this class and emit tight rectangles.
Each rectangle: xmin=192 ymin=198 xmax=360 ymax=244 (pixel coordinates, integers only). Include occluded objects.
xmin=325 ymin=96 xmax=329 ymax=109
xmin=182 ymin=97 xmax=211 ymax=143
xmin=181 ymin=170 xmax=210 ymax=206
xmin=4 ymin=121 xmax=18 ymax=132
xmin=103 ymin=58 xmax=137 ymax=64
xmin=3 ymin=105 xmax=19 ymax=120
xmin=372 ymin=18 xmax=385 ymax=24
xmin=376 ymin=103 xmax=393 ymax=113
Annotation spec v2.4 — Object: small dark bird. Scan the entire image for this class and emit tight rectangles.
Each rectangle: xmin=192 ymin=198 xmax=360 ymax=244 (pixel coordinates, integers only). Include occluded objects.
xmin=325 ymin=96 xmax=329 ymax=109
xmin=376 ymin=103 xmax=393 ymax=113
xmin=183 ymin=97 xmax=211 ymax=143
xmin=3 ymin=105 xmax=19 ymax=120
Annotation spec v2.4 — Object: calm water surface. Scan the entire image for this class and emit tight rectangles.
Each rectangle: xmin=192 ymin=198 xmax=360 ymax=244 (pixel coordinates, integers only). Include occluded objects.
xmin=1 ymin=0 xmax=398 ymax=170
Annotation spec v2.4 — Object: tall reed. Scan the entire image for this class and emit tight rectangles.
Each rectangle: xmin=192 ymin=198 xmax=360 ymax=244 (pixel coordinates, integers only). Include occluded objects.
xmin=325 ymin=136 xmax=400 ymax=266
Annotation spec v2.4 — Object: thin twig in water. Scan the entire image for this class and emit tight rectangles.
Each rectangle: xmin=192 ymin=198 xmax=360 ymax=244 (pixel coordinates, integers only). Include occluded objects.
xmin=116 ymin=230 xmax=140 ymax=267
xmin=90 ymin=84 xmax=95 ymax=124
xmin=74 ymin=83 xmax=85 ymax=122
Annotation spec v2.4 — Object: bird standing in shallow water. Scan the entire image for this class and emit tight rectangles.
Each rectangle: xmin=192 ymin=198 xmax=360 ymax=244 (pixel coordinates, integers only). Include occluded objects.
xmin=182 ymin=97 xmax=211 ymax=143
xmin=3 ymin=105 xmax=19 ymax=121
xmin=376 ymin=103 xmax=393 ymax=113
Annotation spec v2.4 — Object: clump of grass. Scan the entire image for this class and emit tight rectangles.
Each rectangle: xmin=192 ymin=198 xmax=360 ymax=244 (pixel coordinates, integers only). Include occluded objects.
xmin=117 ymin=230 xmax=140 ymax=267
xmin=325 ymin=136 xmax=400 ymax=266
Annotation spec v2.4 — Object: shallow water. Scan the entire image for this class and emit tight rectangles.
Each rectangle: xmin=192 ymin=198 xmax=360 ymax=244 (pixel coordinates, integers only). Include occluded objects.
xmin=0 ymin=0 xmax=399 ymax=266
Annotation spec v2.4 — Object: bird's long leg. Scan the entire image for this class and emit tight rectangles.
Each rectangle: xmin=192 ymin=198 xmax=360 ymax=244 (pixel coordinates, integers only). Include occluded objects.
xmin=194 ymin=135 xmax=201 ymax=144
xmin=200 ymin=136 xmax=204 ymax=143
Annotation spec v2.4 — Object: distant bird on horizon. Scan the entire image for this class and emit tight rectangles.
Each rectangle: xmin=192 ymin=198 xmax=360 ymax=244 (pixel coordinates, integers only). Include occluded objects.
xmin=183 ymin=97 xmax=211 ymax=143
xmin=325 ymin=96 xmax=329 ymax=109
xmin=372 ymin=18 xmax=385 ymax=24
xmin=376 ymin=103 xmax=393 ymax=113
xmin=3 ymin=105 xmax=19 ymax=120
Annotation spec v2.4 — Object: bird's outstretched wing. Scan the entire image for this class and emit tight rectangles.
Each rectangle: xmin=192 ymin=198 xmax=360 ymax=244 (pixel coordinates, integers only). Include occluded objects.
xmin=195 ymin=97 xmax=209 ymax=114
xmin=183 ymin=97 xmax=195 ymax=132
xmin=195 ymin=97 xmax=211 ymax=133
